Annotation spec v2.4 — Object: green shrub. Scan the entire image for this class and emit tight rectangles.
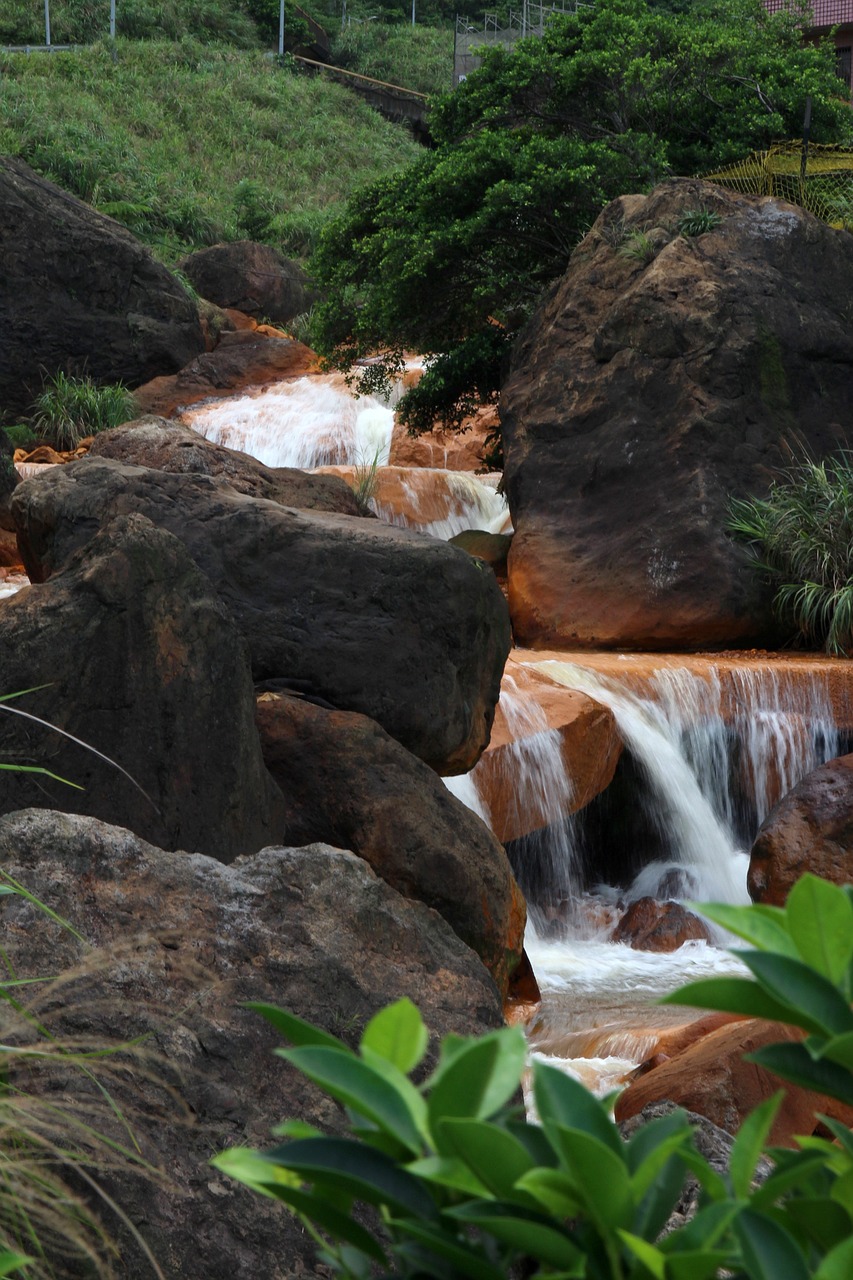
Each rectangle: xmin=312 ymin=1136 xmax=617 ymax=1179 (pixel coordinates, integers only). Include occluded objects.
xmin=618 ymin=229 xmax=658 ymax=265
xmin=676 ymin=209 xmax=723 ymax=237
xmin=213 ymin=873 xmax=853 ymax=1279
xmin=728 ymin=453 xmax=853 ymax=654
xmin=31 ymin=373 xmax=138 ymax=451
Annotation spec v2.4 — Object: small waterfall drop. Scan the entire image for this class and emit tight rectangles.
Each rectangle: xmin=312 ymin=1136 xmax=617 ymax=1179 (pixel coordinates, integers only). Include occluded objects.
xmin=182 ymin=373 xmax=395 ymax=470
xmin=371 ymin=470 xmax=510 ymax=540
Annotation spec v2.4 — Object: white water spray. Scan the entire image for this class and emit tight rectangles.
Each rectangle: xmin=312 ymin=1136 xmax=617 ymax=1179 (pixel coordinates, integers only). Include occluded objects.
xmin=371 ymin=470 xmax=510 ymax=540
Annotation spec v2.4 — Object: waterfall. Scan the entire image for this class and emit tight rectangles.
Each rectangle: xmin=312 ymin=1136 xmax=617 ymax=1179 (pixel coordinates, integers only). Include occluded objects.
xmin=369 ymin=470 xmax=510 ymax=540
xmin=182 ymin=373 xmax=395 ymax=470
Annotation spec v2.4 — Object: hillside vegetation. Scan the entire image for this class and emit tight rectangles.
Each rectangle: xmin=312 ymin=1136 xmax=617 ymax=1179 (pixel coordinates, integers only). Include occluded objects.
xmin=0 ymin=39 xmax=422 ymax=260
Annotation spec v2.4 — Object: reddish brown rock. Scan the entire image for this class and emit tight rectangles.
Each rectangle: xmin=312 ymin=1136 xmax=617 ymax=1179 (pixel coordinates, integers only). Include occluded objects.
xmin=390 ymin=404 xmax=498 ymax=471
xmin=615 ymin=1018 xmax=850 ymax=1145
xmin=611 ymin=897 xmax=711 ymax=951
xmin=134 ymin=330 xmax=318 ymax=417
xmin=254 ymin=691 xmax=526 ymax=998
xmin=317 ymin=464 xmax=509 ymax=536
xmin=501 ymin=179 xmax=853 ymax=650
xmin=0 ymin=528 xmax=22 ymax=569
xmin=749 ymin=753 xmax=853 ymax=905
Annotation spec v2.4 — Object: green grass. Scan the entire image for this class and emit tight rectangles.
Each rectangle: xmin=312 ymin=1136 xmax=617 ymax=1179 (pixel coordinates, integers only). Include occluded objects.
xmin=0 ymin=40 xmax=422 ymax=261
xmin=0 ymin=0 xmax=262 ymax=47
xmin=31 ymin=374 xmax=139 ymax=451
xmin=331 ymin=22 xmax=454 ymax=95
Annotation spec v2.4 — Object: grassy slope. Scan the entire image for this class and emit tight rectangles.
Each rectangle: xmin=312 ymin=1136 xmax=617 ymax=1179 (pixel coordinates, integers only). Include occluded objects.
xmin=331 ymin=23 xmax=455 ymax=96
xmin=0 ymin=39 xmax=422 ymax=260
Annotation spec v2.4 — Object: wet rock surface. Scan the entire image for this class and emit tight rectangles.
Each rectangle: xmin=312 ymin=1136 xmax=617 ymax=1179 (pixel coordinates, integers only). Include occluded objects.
xmin=0 ymin=514 xmax=283 ymax=858
xmin=89 ymin=417 xmax=361 ymax=514
xmin=0 ymin=157 xmax=205 ymax=417
xmin=501 ymin=179 xmax=853 ymax=649
xmin=0 ymin=809 xmax=503 ymax=1280
xmin=255 ymin=691 xmax=526 ymax=995
xmin=748 ymin=752 xmax=853 ymax=905
xmin=12 ymin=457 xmax=511 ymax=772
xmin=610 ymin=897 xmax=711 ymax=951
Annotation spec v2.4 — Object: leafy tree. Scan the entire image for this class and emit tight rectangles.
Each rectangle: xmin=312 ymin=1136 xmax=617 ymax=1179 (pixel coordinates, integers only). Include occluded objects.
xmin=310 ymin=0 xmax=853 ymax=434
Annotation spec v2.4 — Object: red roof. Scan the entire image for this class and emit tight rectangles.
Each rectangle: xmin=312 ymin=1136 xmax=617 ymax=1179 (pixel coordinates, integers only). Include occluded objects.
xmin=764 ymin=0 xmax=853 ymax=25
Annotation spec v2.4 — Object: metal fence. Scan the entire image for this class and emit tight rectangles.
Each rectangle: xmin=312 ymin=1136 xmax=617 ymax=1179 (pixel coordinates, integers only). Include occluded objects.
xmin=453 ymin=3 xmax=585 ymax=87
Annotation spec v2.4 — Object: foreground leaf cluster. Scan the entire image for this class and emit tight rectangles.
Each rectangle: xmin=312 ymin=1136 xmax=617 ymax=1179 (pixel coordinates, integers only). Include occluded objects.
xmin=214 ymin=873 xmax=853 ymax=1279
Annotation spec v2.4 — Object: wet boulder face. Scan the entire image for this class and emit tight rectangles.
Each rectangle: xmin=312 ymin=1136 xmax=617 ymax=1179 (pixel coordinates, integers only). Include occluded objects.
xmin=501 ymin=179 xmax=853 ymax=650
xmin=0 ymin=513 xmax=284 ymax=859
xmin=748 ymin=753 xmax=853 ymax=905
xmin=0 ymin=158 xmax=205 ymax=417
xmin=0 ymin=810 xmax=503 ymax=1280
xmin=12 ymin=458 xmax=511 ymax=773
xmin=255 ymin=692 xmax=526 ymax=996
xmin=89 ymin=416 xmax=362 ymax=514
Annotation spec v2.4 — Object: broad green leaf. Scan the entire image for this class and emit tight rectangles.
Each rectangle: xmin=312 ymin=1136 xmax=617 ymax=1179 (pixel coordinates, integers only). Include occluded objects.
xmin=747 ymin=1042 xmax=853 ymax=1107
xmin=533 ymin=1061 xmax=625 ymax=1158
xmin=626 ymin=1106 xmax=692 ymax=1175
xmin=666 ymin=1250 xmax=732 ymax=1280
xmin=786 ymin=875 xmax=853 ymax=984
xmin=427 ymin=1027 xmax=526 ymax=1132
xmin=734 ymin=1208 xmax=809 ymax=1280
xmin=448 ymin=1200 xmax=584 ymax=1271
xmin=729 ymin=1092 xmax=783 ymax=1197
xmin=816 ymin=1029 xmax=853 ymax=1071
xmin=750 ymin=1151 xmax=830 ymax=1208
xmin=548 ymin=1127 xmax=632 ymax=1230
xmin=262 ymin=1136 xmax=439 ymax=1220
xmin=405 ymin=1155 xmax=490 ymax=1197
xmin=632 ymin=1151 xmax=689 ymax=1242
xmin=254 ymin=1180 xmax=386 ymax=1262
xmin=360 ymin=998 xmax=428 ymax=1074
xmin=783 ymin=1198 xmax=852 ymax=1251
xmin=736 ymin=951 xmax=853 ymax=1036
xmin=679 ymin=1148 xmax=729 ymax=1202
xmin=437 ymin=1119 xmax=534 ymax=1200
xmin=830 ymin=1166 xmax=853 ymax=1216
xmin=0 ymin=1252 xmax=31 ymax=1278
xmin=661 ymin=976 xmax=827 ymax=1035
xmin=661 ymin=1201 xmax=740 ymax=1252
xmin=281 ymin=1046 xmax=424 ymax=1153
xmin=386 ymin=1217 xmax=505 ymax=1280
xmin=688 ymin=900 xmax=796 ymax=956
xmin=815 ymin=1234 xmax=853 ymax=1279
xmin=359 ymin=1045 xmax=430 ymax=1143
xmin=629 ymin=1127 xmax=693 ymax=1200
xmin=246 ymin=1003 xmax=346 ymax=1051
xmin=505 ymin=1118 xmax=560 ymax=1169
xmin=271 ymin=1119 xmax=323 ymax=1139
xmin=515 ymin=1167 xmax=582 ymax=1219
xmin=815 ymin=1115 xmax=853 ymax=1157
xmin=617 ymin=1230 xmax=665 ymax=1279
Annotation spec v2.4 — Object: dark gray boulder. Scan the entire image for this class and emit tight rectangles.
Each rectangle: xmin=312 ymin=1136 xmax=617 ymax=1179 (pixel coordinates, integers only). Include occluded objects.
xmin=0 ymin=157 xmax=205 ymax=417
xmin=0 ymin=513 xmax=284 ymax=858
xmin=12 ymin=458 xmax=511 ymax=773
xmin=178 ymin=240 xmax=315 ymax=326
xmin=0 ymin=809 xmax=503 ymax=1279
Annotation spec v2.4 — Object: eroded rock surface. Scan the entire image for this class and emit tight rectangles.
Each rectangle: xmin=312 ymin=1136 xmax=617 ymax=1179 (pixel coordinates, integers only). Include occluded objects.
xmin=0 ymin=514 xmax=283 ymax=858
xmin=179 ymin=241 xmax=314 ymax=325
xmin=0 ymin=809 xmax=503 ymax=1280
xmin=255 ymin=691 xmax=525 ymax=995
xmin=501 ymin=179 xmax=853 ymax=649
xmin=12 ymin=458 xmax=511 ymax=772
xmin=0 ymin=157 xmax=205 ymax=417
xmin=748 ymin=753 xmax=853 ymax=905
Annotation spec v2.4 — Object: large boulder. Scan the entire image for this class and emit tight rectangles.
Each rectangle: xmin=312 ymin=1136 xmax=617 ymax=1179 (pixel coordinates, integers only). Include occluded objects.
xmin=501 ymin=179 xmax=853 ymax=649
xmin=0 ymin=157 xmax=205 ymax=417
xmin=178 ymin=241 xmax=315 ymax=325
xmin=748 ymin=753 xmax=853 ymax=905
xmin=0 ymin=809 xmax=503 ymax=1280
xmin=89 ymin=416 xmax=362 ymax=514
xmin=134 ymin=330 xmax=317 ymax=416
xmin=0 ymin=514 xmax=283 ymax=858
xmin=12 ymin=458 xmax=511 ymax=773
xmin=255 ymin=691 xmax=525 ymax=995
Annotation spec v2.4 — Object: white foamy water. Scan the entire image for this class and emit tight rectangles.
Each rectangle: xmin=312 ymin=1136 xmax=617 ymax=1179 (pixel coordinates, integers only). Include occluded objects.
xmin=371 ymin=470 xmax=511 ymax=540
xmin=183 ymin=373 xmax=395 ymax=470
xmin=0 ymin=575 xmax=27 ymax=601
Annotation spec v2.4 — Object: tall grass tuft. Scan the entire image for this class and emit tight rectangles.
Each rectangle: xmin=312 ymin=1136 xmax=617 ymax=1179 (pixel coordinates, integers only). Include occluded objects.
xmin=31 ymin=374 xmax=138 ymax=452
xmin=728 ymin=452 xmax=853 ymax=654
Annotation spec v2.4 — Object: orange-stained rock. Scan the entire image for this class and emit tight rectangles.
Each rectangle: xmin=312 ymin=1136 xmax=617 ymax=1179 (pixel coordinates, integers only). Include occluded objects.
xmin=615 ymin=1018 xmax=853 ymax=1145
xmin=0 ymin=529 xmax=22 ymax=569
xmin=135 ymin=330 xmax=319 ymax=417
xmin=390 ymin=404 xmax=498 ymax=471
xmin=316 ymin=464 xmax=510 ymax=537
xmin=749 ymin=753 xmax=853 ymax=905
xmin=473 ymin=655 xmax=622 ymax=843
xmin=611 ymin=897 xmax=712 ymax=951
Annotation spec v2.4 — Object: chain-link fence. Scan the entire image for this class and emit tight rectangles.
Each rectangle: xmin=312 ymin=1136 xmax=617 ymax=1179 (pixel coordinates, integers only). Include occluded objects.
xmin=705 ymin=142 xmax=853 ymax=230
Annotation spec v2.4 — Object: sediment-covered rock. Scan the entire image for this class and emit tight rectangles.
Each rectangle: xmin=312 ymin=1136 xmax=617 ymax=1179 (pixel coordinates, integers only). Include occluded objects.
xmin=501 ymin=179 xmax=853 ymax=649
xmin=0 ymin=809 xmax=503 ymax=1280
xmin=255 ymin=691 xmax=525 ymax=994
xmin=610 ymin=897 xmax=711 ymax=951
xmin=0 ymin=514 xmax=283 ymax=858
xmin=748 ymin=753 xmax=853 ymax=905
xmin=89 ymin=417 xmax=361 ymax=514
xmin=0 ymin=157 xmax=205 ymax=417
xmin=12 ymin=457 xmax=511 ymax=772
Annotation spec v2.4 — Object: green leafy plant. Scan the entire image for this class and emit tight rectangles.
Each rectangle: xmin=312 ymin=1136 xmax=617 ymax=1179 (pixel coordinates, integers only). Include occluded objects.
xmin=676 ymin=208 xmax=723 ymax=237
xmin=728 ymin=453 xmax=853 ymax=654
xmin=213 ymin=873 xmax=853 ymax=1279
xmin=618 ymin=230 xmax=658 ymax=266
xmin=30 ymin=373 xmax=138 ymax=453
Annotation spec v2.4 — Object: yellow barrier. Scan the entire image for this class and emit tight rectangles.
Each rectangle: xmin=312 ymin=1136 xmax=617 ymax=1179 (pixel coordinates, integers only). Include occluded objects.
xmin=704 ymin=142 xmax=853 ymax=229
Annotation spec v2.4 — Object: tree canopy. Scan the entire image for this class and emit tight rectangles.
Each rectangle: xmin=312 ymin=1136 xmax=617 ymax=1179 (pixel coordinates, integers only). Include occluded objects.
xmin=310 ymin=0 xmax=853 ymax=433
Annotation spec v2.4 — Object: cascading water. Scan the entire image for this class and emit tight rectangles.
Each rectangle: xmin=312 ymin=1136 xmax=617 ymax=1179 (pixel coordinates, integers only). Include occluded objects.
xmin=182 ymin=372 xmax=396 ymax=470
xmin=370 ymin=470 xmax=510 ymax=540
